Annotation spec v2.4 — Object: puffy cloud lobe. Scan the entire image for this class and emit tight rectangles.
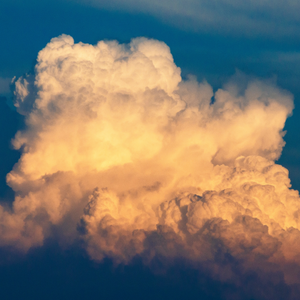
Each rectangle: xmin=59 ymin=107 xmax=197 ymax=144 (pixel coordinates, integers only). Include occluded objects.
xmin=11 ymin=35 xmax=182 ymax=182
xmin=2 ymin=35 xmax=300 ymax=288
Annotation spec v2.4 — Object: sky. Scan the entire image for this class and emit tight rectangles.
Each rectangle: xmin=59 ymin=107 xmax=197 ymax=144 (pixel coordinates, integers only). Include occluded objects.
xmin=1 ymin=0 xmax=300 ymax=299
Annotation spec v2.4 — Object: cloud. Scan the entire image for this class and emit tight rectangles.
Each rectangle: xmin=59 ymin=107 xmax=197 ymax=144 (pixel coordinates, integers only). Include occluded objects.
xmin=1 ymin=35 xmax=300 ymax=294
xmin=0 ymin=77 xmax=11 ymax=94
xmin=71 ymin=0 xmax=300 ymax=38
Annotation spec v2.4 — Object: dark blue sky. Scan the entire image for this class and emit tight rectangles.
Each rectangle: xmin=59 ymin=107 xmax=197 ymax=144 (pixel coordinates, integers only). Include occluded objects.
xmin=1 ymin=1 xmax=300 ymax=299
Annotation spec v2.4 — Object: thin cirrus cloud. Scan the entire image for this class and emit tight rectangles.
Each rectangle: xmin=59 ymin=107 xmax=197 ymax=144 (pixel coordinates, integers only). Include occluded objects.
xmin=71 ymin=0 xmax=300 ymax=38
xmin=2 ymin=35 xmax=300 ymax=292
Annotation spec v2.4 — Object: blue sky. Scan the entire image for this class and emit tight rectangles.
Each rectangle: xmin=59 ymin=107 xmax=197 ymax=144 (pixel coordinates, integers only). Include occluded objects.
xmin=1 ymin=1 xmax=300 ymax=299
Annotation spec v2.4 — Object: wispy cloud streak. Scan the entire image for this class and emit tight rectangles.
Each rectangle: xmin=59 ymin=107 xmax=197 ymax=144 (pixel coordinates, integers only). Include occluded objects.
xmin=72 ymin=0 xmax=300 ymax=38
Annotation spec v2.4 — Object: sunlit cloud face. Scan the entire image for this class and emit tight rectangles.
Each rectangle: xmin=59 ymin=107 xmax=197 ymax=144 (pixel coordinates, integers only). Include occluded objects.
xmin=70 ymin=0 xmax=300 ymax=38
xmin=2 ymin=35 xmax=300 ymax=288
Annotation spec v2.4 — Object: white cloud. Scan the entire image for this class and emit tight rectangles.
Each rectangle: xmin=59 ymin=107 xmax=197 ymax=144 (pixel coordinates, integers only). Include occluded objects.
xmin=1 ymin=35 xmax=300 ymax=286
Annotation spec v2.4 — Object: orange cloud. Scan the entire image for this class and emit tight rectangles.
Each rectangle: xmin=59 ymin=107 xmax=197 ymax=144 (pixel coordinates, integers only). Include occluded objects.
xmin=2 ymin=35 xmax=300 ymax=285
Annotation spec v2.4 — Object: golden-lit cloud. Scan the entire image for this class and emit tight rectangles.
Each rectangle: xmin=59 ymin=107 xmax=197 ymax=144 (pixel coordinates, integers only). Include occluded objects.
xmin=2 ymin=34 xmax=300 ymax=284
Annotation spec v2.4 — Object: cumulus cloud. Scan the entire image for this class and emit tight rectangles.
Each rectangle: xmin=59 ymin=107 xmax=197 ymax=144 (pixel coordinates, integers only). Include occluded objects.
xmin=71 ymin=0 xmax=300 ymax=38
xmin=2 ymin=34 xmax=300 ymax=290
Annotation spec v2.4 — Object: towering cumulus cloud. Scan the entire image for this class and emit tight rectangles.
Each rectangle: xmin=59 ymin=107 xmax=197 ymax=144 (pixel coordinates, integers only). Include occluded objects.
xmin=5 ymin=35 xmax=300 ymax=288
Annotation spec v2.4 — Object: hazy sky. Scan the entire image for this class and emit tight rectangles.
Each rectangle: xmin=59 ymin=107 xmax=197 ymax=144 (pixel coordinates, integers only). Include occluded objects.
xmin=1 ymin=1 xmax=300 ymax=299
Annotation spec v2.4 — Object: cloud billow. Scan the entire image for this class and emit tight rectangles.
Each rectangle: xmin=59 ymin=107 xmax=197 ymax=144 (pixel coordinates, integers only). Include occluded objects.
xmin=3 ymin=34 xmax=300 ymax=292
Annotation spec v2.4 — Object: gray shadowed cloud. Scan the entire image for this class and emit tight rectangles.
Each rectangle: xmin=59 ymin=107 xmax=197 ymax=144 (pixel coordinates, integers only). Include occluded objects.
xmin=0 ymin=78 xmax=11 ymax=94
